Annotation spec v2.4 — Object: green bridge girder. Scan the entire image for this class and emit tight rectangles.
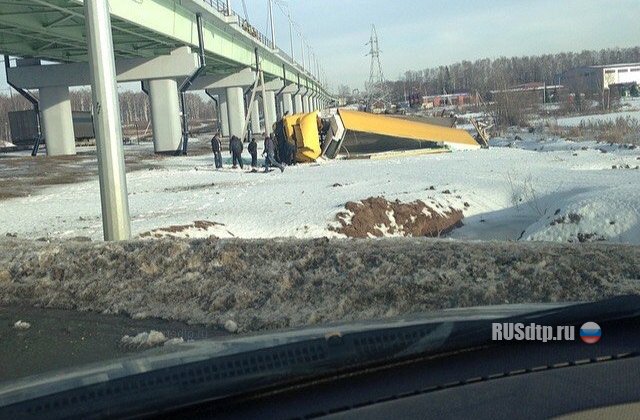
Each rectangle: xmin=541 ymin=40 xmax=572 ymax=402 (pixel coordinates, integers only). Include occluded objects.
xmin=0 ymin=0 xmax=329 ymax=97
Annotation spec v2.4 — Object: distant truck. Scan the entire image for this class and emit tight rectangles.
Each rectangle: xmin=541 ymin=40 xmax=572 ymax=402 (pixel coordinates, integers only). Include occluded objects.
xmin=9 ymin=110 xmax=95 ymax=146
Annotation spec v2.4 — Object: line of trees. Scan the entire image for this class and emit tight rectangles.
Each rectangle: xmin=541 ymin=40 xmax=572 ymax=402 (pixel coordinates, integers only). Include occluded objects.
xmin=387 ymin=46 xmax=640 ymax=100
xmin=0 ymin=89 xmax=215 ymax=141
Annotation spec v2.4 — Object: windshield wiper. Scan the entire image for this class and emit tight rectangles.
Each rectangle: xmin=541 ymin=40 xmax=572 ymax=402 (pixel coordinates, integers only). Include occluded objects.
xmin=2 ymin=295 xmax=640 ymax=419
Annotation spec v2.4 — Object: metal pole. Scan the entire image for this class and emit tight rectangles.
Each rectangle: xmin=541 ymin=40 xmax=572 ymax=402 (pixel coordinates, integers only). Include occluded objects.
xmin=268 ymin=0 xmax=276 ymax=49
xmin=84 ymin=0 xmax=131 ymax=241
xmin=226 ymin=0 xmax=231 ymax=16
xmin=288 ymin=12 xmax=294 ymax=60
xmin=300 ymin=38 xmax=305 ymax=70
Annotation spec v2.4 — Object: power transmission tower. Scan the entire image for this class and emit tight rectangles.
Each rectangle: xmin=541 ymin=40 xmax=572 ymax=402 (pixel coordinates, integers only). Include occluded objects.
xmin=365 ymin=24 xmax=388 ymax=111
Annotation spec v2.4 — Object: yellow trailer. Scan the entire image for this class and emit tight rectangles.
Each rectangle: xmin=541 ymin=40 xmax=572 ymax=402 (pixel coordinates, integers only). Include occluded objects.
xmin=277 ymin=109 xmax=484 ymax=163
xmin=281 ymin=112 xmax=322 ymax=163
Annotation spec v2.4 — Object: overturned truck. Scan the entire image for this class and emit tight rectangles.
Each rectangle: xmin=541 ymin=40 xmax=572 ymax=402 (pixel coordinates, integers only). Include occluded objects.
xmin=275 ymin=109 xmax=487 ymax=163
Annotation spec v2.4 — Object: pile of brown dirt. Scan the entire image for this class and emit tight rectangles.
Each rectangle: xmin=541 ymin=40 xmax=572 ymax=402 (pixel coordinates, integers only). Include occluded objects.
xmin=331 ymin=197 xmax=464 ymax=238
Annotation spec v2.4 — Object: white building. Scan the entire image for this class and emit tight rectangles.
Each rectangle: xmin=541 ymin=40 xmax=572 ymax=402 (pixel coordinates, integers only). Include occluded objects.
xmin=560 ymin=63 xmax=640 ymax=93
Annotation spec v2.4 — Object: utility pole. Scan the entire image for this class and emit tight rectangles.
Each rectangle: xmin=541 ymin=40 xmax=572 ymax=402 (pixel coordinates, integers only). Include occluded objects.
xmin=84 ymin=0 xmax=131 ymax=241
xmin=267 ymin=0 xmax=276 ymax=49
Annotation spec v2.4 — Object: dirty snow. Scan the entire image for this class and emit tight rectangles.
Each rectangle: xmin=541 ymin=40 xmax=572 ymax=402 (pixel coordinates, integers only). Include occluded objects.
xmin=13 ymin=320 xmax=30 ymax=330
xmin=120 ymin=330 xmax=169 ymax=348
xmin=1 ymin=238 xmax=639 ymax=332
xmin=0 ymin=130 xmax=639 ymax=245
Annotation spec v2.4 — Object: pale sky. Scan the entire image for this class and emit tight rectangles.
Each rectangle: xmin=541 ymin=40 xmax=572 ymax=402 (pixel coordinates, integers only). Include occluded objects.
xmin=1 ymin=0 xmax=639 ymax=95
xmin=250 ymin=0 xmax=640 ymax=91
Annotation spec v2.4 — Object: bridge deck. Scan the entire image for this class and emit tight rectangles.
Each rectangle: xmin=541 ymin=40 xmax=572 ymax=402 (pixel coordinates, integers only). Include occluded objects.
xmin=0 ymin=0 xmax=324 ymax=92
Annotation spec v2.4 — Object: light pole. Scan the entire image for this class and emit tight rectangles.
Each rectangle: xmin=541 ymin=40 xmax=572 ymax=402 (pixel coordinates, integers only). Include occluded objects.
xmin=288 ymin=11 xmax=294 ymax=60
xmin=267 ymin=0 xmax=276 ymax=49
xmin=84 ymin=0 xmax=131 ymax=241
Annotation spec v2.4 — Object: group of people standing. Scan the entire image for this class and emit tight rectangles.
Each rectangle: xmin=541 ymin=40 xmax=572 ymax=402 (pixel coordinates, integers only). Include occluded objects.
xmin=211 ymin=132 xmax=292 ymax=173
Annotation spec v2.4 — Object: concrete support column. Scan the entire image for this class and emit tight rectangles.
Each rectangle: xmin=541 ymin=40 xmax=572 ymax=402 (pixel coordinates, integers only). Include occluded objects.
xmin=302 ymin=96 xmax=309 ymax=113
xmin=264 ymin=90 xmax=277 ymax=131
xmin=294 ymin=94 xmax=303 ymax=114
xmin=212 ymin=89 xmax=230 ymax=137
xmin=282 ymin=93 xmax=294 ymax=116
xmin=226 ymin=86 xmax=245 ymax=138
xmin=148 ymin=78 xmax=181 ymax=153
xmin=250 ymin=97 xmax=262 ymax=134
xmin=39 ymin=86 xmax=76 ymax=156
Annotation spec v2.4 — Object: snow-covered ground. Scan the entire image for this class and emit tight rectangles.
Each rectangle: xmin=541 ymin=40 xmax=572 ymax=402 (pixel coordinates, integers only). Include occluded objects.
xmin=550 ymin=109 xmax=640 ymax=127
xmin=0 ymin=133 xmax=639 ymax=244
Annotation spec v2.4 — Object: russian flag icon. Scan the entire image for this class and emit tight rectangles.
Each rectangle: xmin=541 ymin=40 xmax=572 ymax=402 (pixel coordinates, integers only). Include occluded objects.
xmin=580 ymin=322 xmax=601 ymax=344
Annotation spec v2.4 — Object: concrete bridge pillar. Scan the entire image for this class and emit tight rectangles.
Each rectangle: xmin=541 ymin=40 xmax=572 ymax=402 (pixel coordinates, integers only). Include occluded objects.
xmin=264 ymin=90 xmax=278 ymax=131
xmin=39 ymin=86 xmax=76 ymax=156
xmin=294 ymin=94 xmax=304 ymax=114
xmin=226 ymin=86 xmax=245 ymax=138
xmin=148 ymin=78 xmax=181 ymax=153
xmin=303 ymin=95 xmax=311 ymax=113
xmin=282 ymin=93 xmax=294 ymax=116
xmin=210 ymin=89 xmax=230 ymax=137
xmin=250 ymin=96 xmax=262 ymax=135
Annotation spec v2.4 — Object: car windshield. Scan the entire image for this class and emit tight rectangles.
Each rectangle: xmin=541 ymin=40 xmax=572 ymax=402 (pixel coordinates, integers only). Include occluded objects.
xmin=0 ymin=0 xmax=639 ymax=401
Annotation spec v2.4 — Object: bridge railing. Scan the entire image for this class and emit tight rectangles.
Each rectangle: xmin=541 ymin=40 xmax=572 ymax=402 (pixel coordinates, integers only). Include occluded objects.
xmin=200 ymin=0 xmax=317 ymax=84
xmin=200 ymin=1 xmax=270 ymax=49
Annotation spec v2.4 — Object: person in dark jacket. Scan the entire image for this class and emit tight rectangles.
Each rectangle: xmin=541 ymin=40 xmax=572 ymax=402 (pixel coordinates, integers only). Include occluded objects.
xmin=263 ymin=135 xmax=284 ymax=173
xmin=229 ymin=135 xmax=244 ymax=169
xmin=288 ymin=139 xmax=298 ymax=166
xmin=248 ymin=138 xmax=258 ymax=171
xmin=210 ymin=133 xmax=223 ymax=169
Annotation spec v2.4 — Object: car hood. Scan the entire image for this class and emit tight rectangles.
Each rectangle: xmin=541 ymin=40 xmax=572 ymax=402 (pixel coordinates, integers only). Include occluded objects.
xmin=0 ymin=302 xmax=575 ymax=406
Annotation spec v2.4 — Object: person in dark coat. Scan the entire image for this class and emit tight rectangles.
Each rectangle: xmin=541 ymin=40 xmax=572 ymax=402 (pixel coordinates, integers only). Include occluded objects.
xmin=288 ymin=139 xmax=298 ymax=166
xmin=248 ymin=138 xmax=258 ymax=171
xmin=210 ymin=133 xmax=223 ymax=169
xmin=229 ymin=135 xmax=244 ymax=169
xmin=263 ymin=135 xmax=284 ymax=173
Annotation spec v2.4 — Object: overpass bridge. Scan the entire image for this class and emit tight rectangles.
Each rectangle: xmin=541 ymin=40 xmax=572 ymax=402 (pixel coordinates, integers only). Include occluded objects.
xmin=1 ymin=0 xmax=333 ymax=155
xmin=0 ymin=0 xmax=334 ymax=241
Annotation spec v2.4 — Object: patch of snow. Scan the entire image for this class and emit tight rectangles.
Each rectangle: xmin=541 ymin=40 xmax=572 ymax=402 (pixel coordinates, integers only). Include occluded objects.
xmin=523 ymin=188 xmax=640 ymax=244
xmin=14 ymin=320 xmax=31 ymax=330
xmin=164 ymin=337 xmax=185 ymax=346
xmin=120 ymin=330 xmax=168 ymax=348
xmin=224 ymin=320 xmax=238 ymax=333
xmin=542 ymin=109 xmax=640 ymax=127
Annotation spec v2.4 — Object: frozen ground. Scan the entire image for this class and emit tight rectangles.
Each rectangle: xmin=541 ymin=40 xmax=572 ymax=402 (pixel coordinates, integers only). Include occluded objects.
xmin=549 ymin=109 xmax=640 ymax=127
xmin=534 ymin=98 xmax=640 ymax=127
xmin=1 ymin=130 xmax=639 ymax=244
